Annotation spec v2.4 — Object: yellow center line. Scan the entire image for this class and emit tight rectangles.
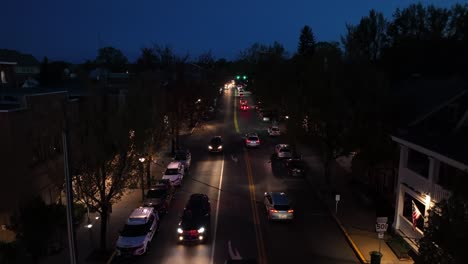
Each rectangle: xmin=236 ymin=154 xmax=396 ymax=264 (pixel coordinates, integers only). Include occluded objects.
xmin=233 ymin=94 xmax=240 ymax=133
xmin=233 ymin=91 xmax=266 ymax=263
xmin=244 ymin=151 xmax=267 ymax=264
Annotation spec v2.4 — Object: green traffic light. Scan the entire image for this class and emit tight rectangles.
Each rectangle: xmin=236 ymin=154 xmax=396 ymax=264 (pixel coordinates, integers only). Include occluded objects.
xmin=243 ymin=75 xmax=247 ymax=80
xmin=236 ymin=75 xmax=240 ymax=79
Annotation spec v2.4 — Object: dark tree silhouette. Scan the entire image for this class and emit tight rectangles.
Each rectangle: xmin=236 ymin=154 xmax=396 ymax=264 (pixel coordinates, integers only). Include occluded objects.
xmin=297 ymin=25 xmax=316 ymax=58
xmin=95 ymin=46 xmax=129 ymax=72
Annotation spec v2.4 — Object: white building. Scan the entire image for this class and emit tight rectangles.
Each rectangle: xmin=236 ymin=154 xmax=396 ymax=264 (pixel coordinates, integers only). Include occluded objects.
xmin=391 ymin=84 xmax=468 ymax=252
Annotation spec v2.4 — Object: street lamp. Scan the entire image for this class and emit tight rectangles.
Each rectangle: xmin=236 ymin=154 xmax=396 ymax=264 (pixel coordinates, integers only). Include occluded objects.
xmin=196 ymin=98 xmax=201 ymax=104
xmin=139 ymin=157 xmax=145 ymax=201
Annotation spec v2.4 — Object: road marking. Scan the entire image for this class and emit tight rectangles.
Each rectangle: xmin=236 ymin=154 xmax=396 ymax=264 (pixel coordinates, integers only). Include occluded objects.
xmin=231 ymin=154 xmax=238 ymax=163
xmin=233 ymin=97 xmax=240 ymax=133
xmin=244 ymin=151 xmax=267 ymax=264
xmin=210 ymin=154 xmax=225 ymax=264
xmin=228 ymin=240 xmax=243 ymax=260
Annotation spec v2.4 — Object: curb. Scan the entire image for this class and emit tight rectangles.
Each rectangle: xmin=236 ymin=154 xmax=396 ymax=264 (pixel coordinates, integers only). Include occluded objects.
xmin=301 ymin=160 xmax=368 ymax=264
xmin=106 ymin=250 xmax=116 ymax=264
xmin=190 ymin=121 xmax=199 ymax=135
xmin=326 ymin=201 xmax=369 ymax=264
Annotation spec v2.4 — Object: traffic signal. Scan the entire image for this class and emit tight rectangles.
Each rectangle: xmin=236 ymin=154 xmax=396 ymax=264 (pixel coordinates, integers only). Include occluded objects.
xmin=236 ymin=75 xmax=240 ymax=80
xmin=242 ymin=75 xmax=247 ymax=80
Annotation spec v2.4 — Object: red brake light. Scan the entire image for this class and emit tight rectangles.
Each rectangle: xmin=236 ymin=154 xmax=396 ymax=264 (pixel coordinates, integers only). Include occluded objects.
xmin=288 ymin=210 xmax=294 ymax=213
xmin=270 ymin=209 xmax=278 ymax=213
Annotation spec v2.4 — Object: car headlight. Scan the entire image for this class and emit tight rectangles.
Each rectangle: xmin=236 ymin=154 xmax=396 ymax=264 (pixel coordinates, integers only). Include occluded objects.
xmin=217 ymin=145 xmax=222 ymax=149
xmin=208 ymin=146 xmax=213 ymax=149
xmin=177 ymin=228 xmax=183 ymax=234
xmin=198 ymin=227 xmax=205 ymax=233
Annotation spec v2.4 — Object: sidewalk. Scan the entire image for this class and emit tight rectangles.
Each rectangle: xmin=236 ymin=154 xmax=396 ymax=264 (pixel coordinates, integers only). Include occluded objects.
xmin=296 ymin=143 xmax=414 ymax=264
xmin=40 ymin=142 xmax=175 ymax=264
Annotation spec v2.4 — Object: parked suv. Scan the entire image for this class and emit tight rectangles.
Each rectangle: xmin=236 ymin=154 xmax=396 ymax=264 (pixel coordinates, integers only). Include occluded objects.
xmin=162 ymin=161 xmax=185 ymax=187
xmin=264 ymin=192 xmax=294 ymax=221
xmin=116 ymin=207 xmax=159 ymax=257
xmin=177 ymin=194 xmax=211 ymax=243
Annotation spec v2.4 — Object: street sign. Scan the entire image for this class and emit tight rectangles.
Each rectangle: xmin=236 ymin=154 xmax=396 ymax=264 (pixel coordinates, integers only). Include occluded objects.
xmin=378 ymin=232 xmax=384 ymax=239
xmin=335 ymin=194 xmax=340 ymax=201
xmin=375 ymin=217 xmax=388 ymax=232
xmin=376 ymin=217 xmax=388 ymax=223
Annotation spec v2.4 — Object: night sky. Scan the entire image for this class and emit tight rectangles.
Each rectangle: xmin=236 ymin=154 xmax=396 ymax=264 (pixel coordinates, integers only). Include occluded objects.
xmin=3 ymin=0 xmax=464 ymax=63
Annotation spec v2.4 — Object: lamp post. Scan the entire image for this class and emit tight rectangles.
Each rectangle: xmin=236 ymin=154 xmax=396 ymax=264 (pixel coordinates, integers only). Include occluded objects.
xmin=139 ymin=157 xmax=145 ymax=201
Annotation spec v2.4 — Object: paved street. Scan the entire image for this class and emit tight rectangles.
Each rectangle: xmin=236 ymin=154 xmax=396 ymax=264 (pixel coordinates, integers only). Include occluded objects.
xmin=110 ymin=88 xmax=358 ymax=264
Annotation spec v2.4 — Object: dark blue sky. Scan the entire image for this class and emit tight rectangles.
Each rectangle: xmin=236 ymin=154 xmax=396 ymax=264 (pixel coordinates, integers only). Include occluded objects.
xmin=2 ymin=0 xmax=464 ymax=63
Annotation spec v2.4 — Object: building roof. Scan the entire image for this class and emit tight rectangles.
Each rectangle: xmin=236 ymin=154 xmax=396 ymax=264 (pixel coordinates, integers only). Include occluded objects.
xmin=390 ymin=79 xmax=468 ymax=127
xmin=0 ymin=49 xmax=39 ymax=66
xmin=392 ymin=79 xmax=468 ymax=167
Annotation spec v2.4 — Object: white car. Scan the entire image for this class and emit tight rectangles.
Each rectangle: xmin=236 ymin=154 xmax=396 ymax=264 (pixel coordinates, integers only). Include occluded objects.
xmin=244 ymin=133 xmax=261 ymax=148
xmin=162 ymin=161 xmax=185 ymax=187
xmin=264 ymin=192 xmax=294 ymax=221
xmin=274 ymin=144 xmax=292 ymax=159
xmin=116 ymin=207 xmax=159 ymax=257
xmin=268 ymin=126 xmax=280 ymax=136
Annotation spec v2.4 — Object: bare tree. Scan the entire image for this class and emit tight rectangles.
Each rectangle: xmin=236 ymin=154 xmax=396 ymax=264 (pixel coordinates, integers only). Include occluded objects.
xmin=72 ymin=95 xmax=134 ymax=251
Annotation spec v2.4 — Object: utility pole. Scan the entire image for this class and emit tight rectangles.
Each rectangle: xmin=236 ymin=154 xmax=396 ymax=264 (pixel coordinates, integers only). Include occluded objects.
xmin=62 ymin=101 xmax=78 ymax=264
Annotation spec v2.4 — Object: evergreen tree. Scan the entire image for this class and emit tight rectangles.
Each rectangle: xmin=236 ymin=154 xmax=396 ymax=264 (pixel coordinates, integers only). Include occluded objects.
xmin=297 ymin=25 xmax=316 ymax=57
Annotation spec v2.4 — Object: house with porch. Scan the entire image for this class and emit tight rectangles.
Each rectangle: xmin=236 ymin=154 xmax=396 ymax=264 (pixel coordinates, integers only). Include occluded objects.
xmin=391 ymin=80 xmax=468 ymax=251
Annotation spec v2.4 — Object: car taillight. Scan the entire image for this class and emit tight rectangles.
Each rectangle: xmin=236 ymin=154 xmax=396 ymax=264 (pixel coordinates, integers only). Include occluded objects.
xmin=288 ymin=210 xmax=294 ymax=213
xmin=270 ymin=209 xmax=278 ymax=213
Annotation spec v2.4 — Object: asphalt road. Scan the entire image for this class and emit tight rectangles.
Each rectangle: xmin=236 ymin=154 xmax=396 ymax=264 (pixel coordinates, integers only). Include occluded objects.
xmin=113 ymin=88 xmax=358 ymax=264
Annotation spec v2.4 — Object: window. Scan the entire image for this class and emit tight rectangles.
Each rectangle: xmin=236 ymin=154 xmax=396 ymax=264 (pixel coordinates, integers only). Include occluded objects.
xmin=407 ymin=149 xmax=429 ymax=178
xmin=438 ymin=162 xmax=467 ymax=190
xmin=402 ymin=193 xmax=425 ymax=231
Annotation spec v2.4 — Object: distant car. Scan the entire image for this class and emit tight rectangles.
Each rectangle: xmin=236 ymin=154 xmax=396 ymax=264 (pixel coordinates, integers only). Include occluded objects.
xmin=174 ymin=149 xmax=191 ymax=172
xmin=261 ymin=111 xmax=272 ymax=122
xmin=177 ymin=193 xmax=211 ymax=243
xmin=116 ymin=207 xmax=159 ymax=257
xmin=274 ymin=144 xmax=292 ymax=159
xmin=244 ymin=133 xmax=261 ymax=148
xmin=240 ymin=104 xmax=249 ymax=111
xmin=282 ymin=158 xmax=307 ymax=177
xmin=208 ymin=136 xmax=223 ymax=153
xmin=267 ymin=126 xmax=280 ymax=136
xmin=239 ymin=99 xmax=248 ymax=105
xmin=162 ymin=161 xmax=185 ymax=187
xmin=143 ymin=184 xmax=173 ymax=215
xmin=264 ymin=192 xmax=294 ymax=221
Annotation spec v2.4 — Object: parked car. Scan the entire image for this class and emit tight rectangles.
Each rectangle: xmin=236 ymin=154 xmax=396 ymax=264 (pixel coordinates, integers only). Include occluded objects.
xmin=274 ymin=144 xmax=292 ymax=159
xmin=177 ymin=194 xmax=211 ymax=243
xmin=267 ymin=126 xmax=280 ymax=136
xmin=174 ymin=149 xmax=191 ymax=172
xmin=208 ymin=136 xmax=223 ymax=153
xmin=116 ymin=207 xmax=159 ymax=257
xmin=264 ymin=192 xmax=294 ymax=221
xmin=244 ymin=133 xmax=261 ymax=148
xmin=161 ymin=161 xmax=185 ymax=187
xmin=143 ymin=184 xmax=174 ymax=215
xmin=282 ymin=158 xmax=307 ymax=177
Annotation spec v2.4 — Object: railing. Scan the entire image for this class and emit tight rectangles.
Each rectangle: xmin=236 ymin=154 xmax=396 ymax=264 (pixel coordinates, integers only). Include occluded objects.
xmin=432 ymin=184 xmax=451 ymax=202
xmin=400 ymin=168 xmax=430 ymax=194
